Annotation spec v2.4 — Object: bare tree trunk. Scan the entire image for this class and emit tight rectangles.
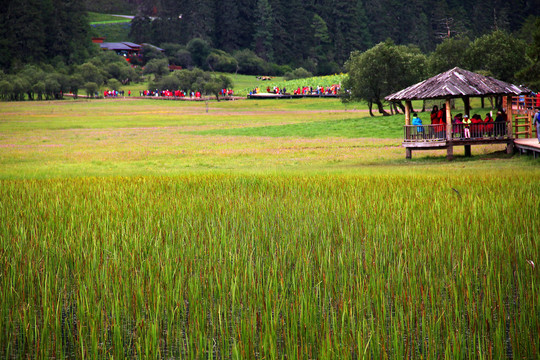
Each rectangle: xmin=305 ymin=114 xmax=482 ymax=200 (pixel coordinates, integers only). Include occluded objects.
xmin=396 ymin=101 xmax=405 ymax=113
xmin=422 ymin=100 xmax=426 ymax=112
xmin=496 ymin=96 xmax=503 ymax=109
xmin=375 ymin=99 xmax=390 ymax=116
xmin=481 ymin=96 xmax=485 ymax=108
xmin=368 ymin=100 xmax=374 ymax=117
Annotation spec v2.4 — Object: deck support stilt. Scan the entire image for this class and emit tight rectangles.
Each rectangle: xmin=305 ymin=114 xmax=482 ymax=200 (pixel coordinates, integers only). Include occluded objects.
xmin=464 ymin=145 xmax=471 ymax=157
xmin=406 ymin=148 xmax=412 ymax=159
xmin=506 ymin=141 xmax=514 ymax=154
xmin=446 ymin=145 xmax=454 ymax=160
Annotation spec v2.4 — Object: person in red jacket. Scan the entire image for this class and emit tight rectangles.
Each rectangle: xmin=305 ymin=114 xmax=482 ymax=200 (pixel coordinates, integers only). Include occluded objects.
xmin=436 ymin=104 xmax=447 ymax=138
xmin=430 ymin=105 xmax=439 ymax=139
xmin=471 ymin=114 xmax=482 ymax=137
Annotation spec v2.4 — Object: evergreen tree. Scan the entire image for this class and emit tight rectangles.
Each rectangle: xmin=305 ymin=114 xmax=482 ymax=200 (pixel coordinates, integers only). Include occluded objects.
xmin=253 ymin=0 xmax=274 ymax=61
xmin=214 ymin=1 xmax=242 ymax=52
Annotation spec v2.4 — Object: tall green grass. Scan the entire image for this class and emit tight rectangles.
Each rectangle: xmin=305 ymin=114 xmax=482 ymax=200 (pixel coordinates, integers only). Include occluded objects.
xmin=1 ymin=173 xmax=538 ymax=359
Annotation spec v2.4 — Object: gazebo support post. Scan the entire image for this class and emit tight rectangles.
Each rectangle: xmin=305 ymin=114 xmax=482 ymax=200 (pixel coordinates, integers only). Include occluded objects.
xmin=445 ymin=98 xmax=453 ymax=160
xmin=405 ymin=100 xmax=412 ymax=159
xmin=463 ymin=96 xmax=470 ymax=117
xmin=506 ymin=95 xmax=514 ymax=154
xmin=461 ymin=96 xmax=472 ymax=157
xmin=404 ymin=101 xmax=411 ymax=125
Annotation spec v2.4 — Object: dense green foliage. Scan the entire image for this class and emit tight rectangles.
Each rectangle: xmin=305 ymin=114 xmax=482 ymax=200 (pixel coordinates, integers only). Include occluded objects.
xmin=2 ymin=1 xmax=540 ymax=101
xmin=0 ymin=51 xmax=140 ymax=101
xmin=517 ymin=18 xmax=540 ymax=91
xmin=125 ymin=0 xmax=538 ymax=73
xmin=343 ymin=41 xmax=428 ymax=116
xmin=0 ymin=0 xmax=93 ymax=70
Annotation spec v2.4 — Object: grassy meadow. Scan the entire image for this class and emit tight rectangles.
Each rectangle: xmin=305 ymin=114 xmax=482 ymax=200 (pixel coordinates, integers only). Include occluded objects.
xmin=0 ymin=97 xmax=539 ymax=359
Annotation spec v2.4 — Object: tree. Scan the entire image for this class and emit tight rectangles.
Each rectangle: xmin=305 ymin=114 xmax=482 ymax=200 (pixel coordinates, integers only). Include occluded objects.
xmin=141 ymin=45 xmax=166 ymax=65
xmin=0 ymin=80 xmax=13 ymax=100
xmin=175 ymin=49 xmax=193 ymax=69
xmin=129 ymin=16 xmax=153 ymax=44
xmin=343 ymin=40 xmax=427 ymax=116
xmin=233 ymin=49 xmax=266 ymax=75
xmin=284 ymin=67 xmax=313 ymax=81
xmin=204 ymin=74 xmax=233 ymax=101
xmin=153 ymin=74 xmax=181 ymax=92
xmin=187 ymin=38 xmax=211 ymax=69
xmin=84 ymin=82 xmax=98 ymax=98
xmin=466 ymin=30 xmax=526 ymax=82
xmin=0 ymin=0 xmax=92 ymax=70
xmin=427 ymin=36 xmax=471 ymax=75
xmin=69 ymin=74 xmax=83 ymax=99
xmin=331 ymin=0 xmax=371 ymax=63
xmin=214 ymin=0 xmax=242 ymax=52
xmin=206 ymin=50 xmax=238 ymax=73
xmin=77 ymin=63 xmax=104 ymax=87
xmin=517 ymin=18 xmax=540 ymax=91
xmin=107 ymin=79 xmax=122 ymax=91
xmin=143 ymin=59 xmax=170 ymax=79
xmin=253 ymin=0 xmax=274 ymax=61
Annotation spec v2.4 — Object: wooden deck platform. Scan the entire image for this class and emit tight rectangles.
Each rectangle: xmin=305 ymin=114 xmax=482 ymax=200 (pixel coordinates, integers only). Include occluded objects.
xmin=514 ymin=138 xmax=540 ymax=159
xmin=403 ymin=138 xmax=514 ymax=159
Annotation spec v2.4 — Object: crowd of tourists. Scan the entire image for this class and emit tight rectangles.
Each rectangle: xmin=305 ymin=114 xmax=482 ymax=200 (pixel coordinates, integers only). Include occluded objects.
xmin=411 ymin=105 xmax=509 ymax=139
xmin=103 ymin=90 xmax=127 ymax=97
xmin=293 ymin=84 xmax=341 ymax=95
xmin=138 ymin=89 xmax=233 ymax=98
xmin=250 ymin=84 xmax=341 ymax=96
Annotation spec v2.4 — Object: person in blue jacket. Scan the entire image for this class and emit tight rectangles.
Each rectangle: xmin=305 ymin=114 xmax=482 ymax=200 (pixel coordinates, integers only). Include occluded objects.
xmin=534 ymin=107 xmax=540 ymax=143
xmin=412 ymin=112 xmax=424 ymax=138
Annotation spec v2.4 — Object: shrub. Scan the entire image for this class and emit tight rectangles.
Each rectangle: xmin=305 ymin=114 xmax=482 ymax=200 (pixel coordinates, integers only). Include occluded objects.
xmin=283 ymin=67 xmax=313 ymax=81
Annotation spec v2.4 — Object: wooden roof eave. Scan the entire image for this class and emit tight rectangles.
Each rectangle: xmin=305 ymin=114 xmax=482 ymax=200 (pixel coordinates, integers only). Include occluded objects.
xmin=385 ymin=67 xmax=530 ymax=102
xmin=390 ymin=93 xmax=526 ymax=102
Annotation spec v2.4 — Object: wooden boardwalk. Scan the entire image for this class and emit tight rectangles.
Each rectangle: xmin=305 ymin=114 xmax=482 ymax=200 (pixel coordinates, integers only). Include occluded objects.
xmin=248 ymin=93 xmax=338 ymax=99
xmin=514 ymin=138 xmax=540 ymax=159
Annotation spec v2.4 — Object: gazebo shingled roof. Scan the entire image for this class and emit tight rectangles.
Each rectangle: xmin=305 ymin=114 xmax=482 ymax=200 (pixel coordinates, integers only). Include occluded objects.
xmin=385 ymin=67 xmax=529 ymax=101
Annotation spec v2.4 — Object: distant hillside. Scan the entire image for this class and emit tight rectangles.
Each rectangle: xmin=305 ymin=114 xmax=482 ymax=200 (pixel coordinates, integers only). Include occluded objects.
xmin=84 ymin=0 xmax=136 ymax=14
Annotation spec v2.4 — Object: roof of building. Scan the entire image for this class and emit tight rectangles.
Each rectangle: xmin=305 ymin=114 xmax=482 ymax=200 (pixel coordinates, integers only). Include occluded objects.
xmin=100 ymin=42 xmax=133 ymax=51
xmin=385 ymin=67 xmax=530 ymax=101
xmin=121 ymin=42 xmax=141 ymax=49
xmin=141 ymin=43 xmax=165 ymax=52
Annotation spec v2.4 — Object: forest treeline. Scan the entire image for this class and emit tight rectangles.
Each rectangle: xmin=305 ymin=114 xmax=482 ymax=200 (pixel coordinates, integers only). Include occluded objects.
xmin=1 ymin=0 xmax=540 ymax=102
xmin=2 ymin=0 xmax=539 ymax=74
xmin=93 ymin=0 xmax=539 ymax=74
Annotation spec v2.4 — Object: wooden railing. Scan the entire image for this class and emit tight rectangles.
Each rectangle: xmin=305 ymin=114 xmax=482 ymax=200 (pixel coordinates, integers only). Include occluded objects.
xmin=404 ymin=124 xmax=445 ymax=141
xmin=503 ymin=95 xmax=540 ymax=111
xmin=514 ymin=112 xmax=534 ymax=139
xmin=404 ymin=122 xmax=509 ymax=142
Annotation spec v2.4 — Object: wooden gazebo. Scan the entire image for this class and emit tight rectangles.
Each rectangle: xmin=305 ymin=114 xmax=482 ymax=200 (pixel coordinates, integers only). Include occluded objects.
xmin=385 ymin=67 xmax=530 ymax=160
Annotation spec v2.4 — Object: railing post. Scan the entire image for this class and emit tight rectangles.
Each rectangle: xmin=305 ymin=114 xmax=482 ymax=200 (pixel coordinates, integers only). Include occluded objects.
xmin=507 ymin=95 xmax=514 ymax=139
xmin=446 ymin=98 xmax=452 ymax=141
xmin=529 ymin=111 xmax=533 ymax=138
xmin=446 ymin=98 xmax=453 ymax=160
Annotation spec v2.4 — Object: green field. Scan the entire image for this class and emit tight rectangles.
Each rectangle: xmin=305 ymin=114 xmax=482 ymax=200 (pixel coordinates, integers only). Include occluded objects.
xmin=0 ymin=98 xmax=538 ymax=359
xmin=88 ymin=12 xmax=132 ymax=24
